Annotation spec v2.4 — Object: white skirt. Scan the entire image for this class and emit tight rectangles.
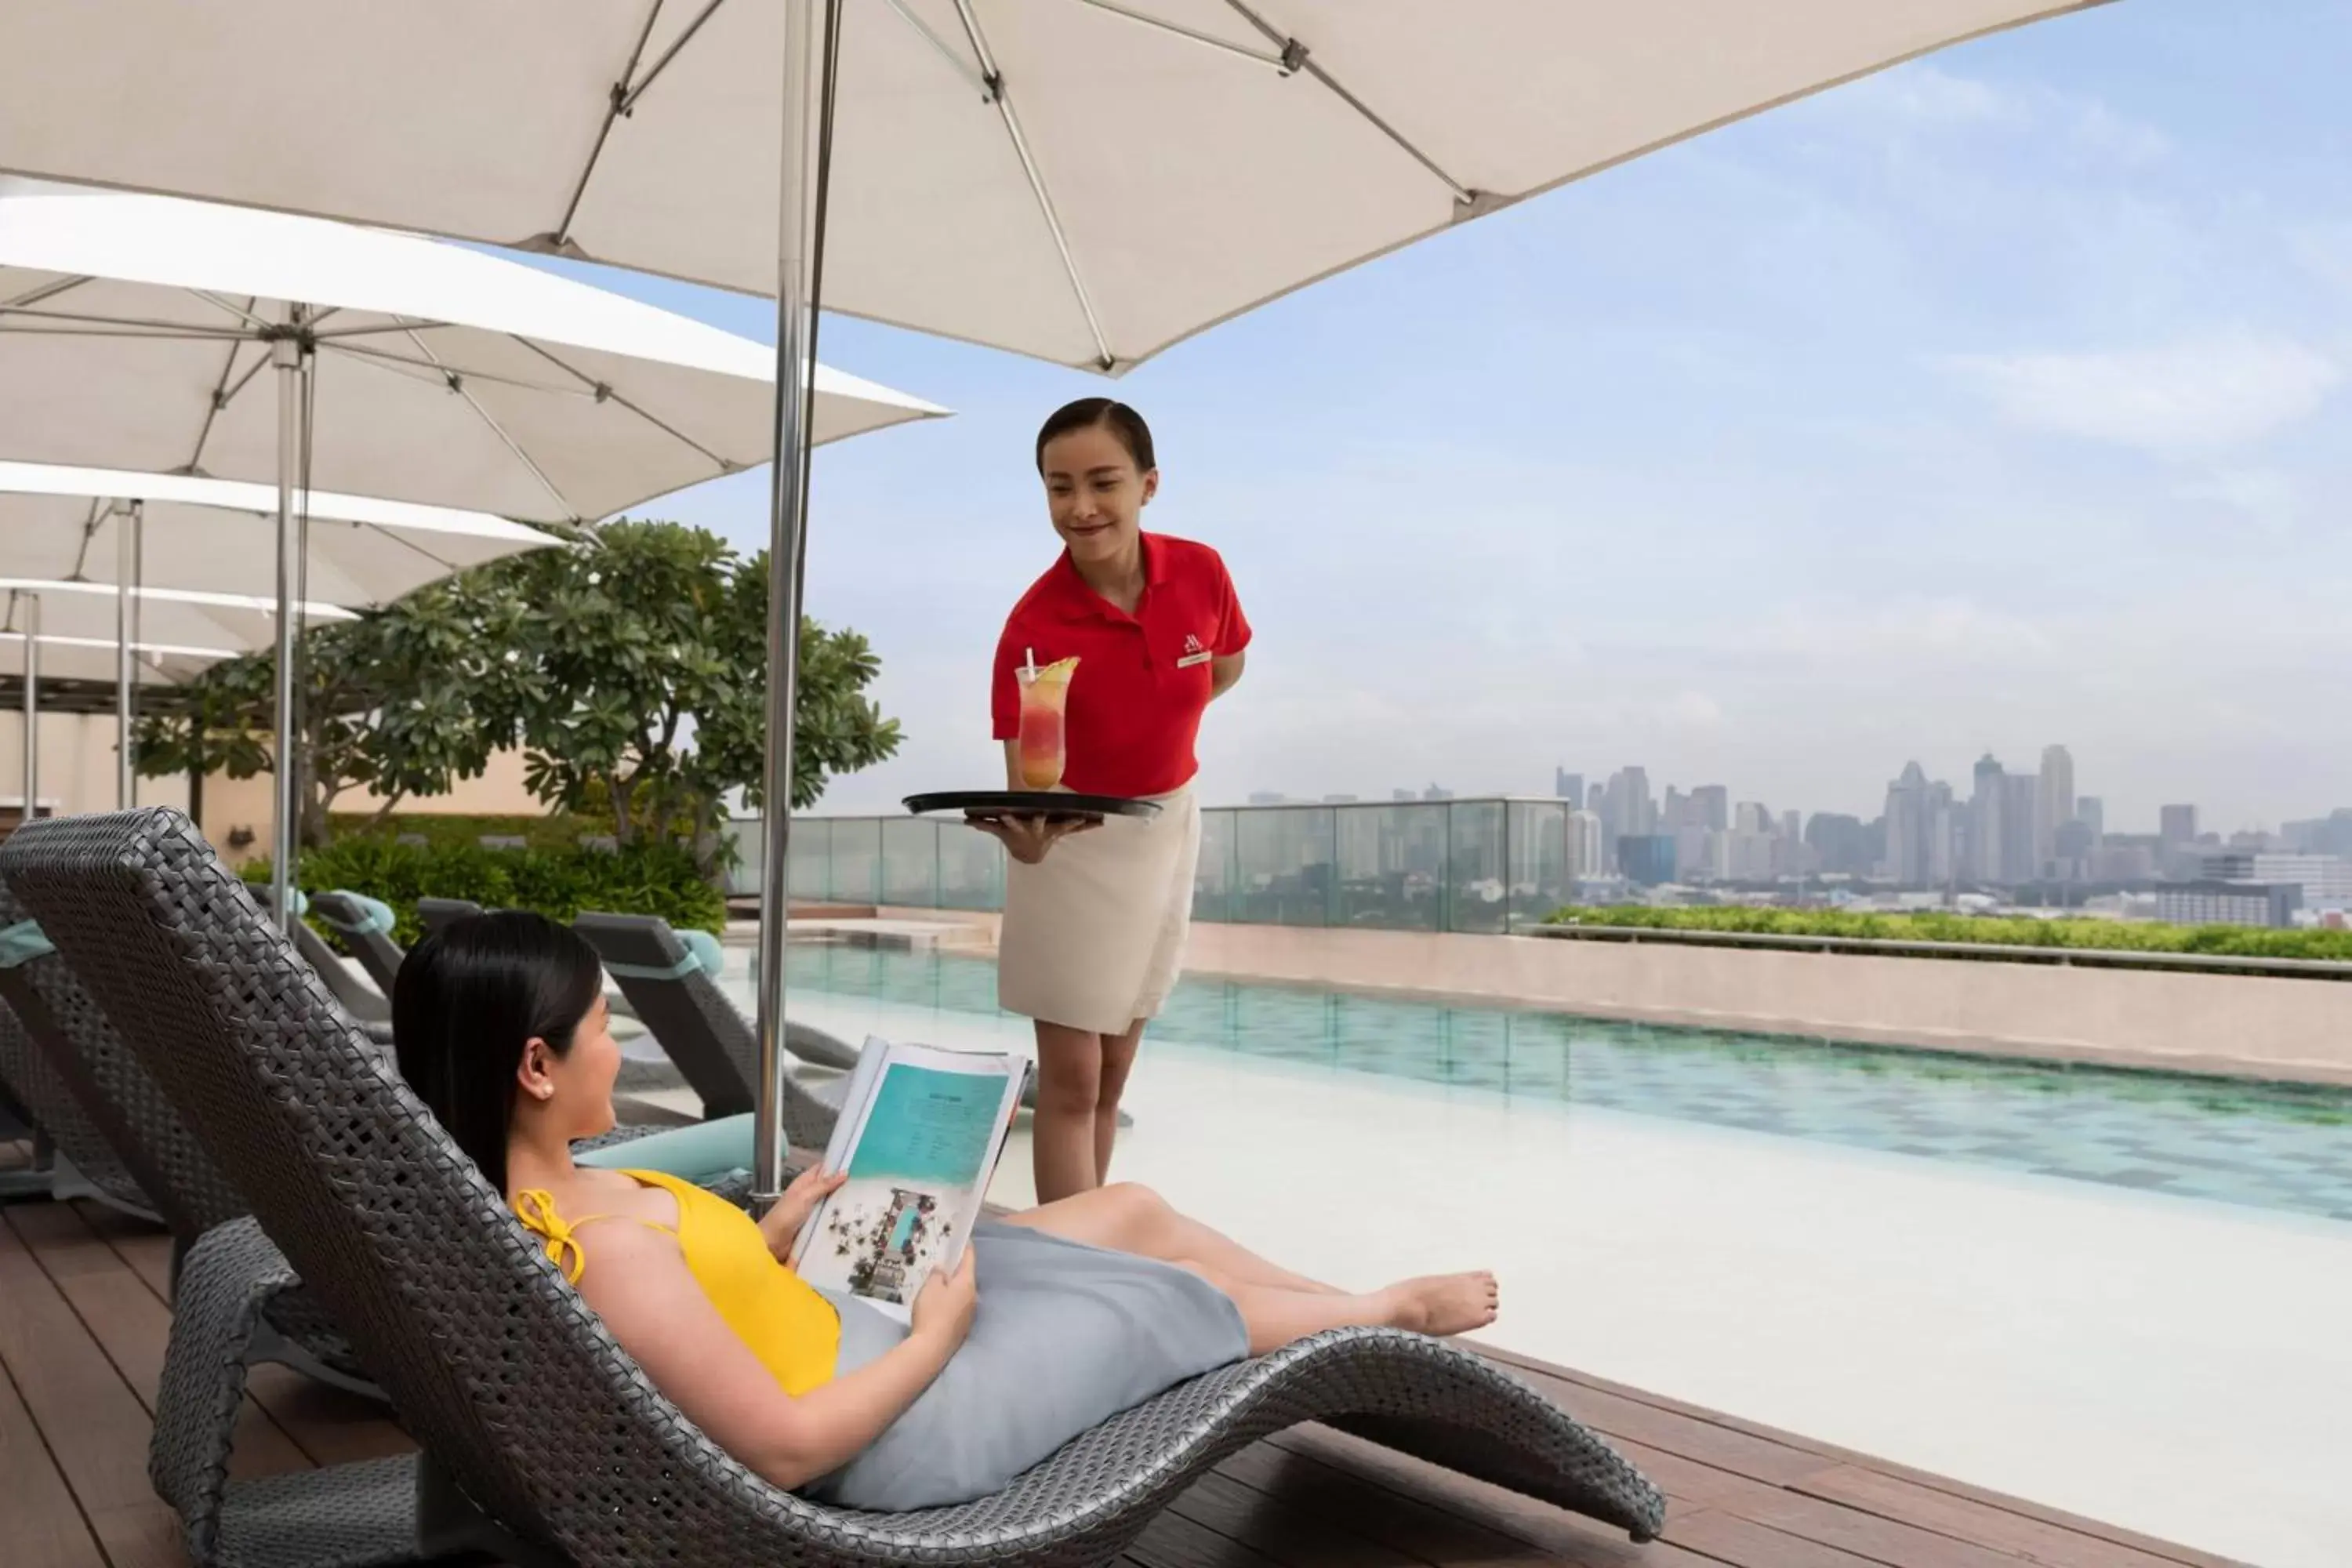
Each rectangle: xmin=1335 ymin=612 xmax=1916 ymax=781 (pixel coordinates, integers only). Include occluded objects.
xmin=996 ymin=786 xmax=1200 ymax=1036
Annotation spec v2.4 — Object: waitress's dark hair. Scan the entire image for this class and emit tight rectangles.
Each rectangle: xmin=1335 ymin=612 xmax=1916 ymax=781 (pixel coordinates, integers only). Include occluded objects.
xmin=1035 ymin=397 xmax=1156 ymax=474
xmin=393 ymin=909 xmax=606 ymax=1196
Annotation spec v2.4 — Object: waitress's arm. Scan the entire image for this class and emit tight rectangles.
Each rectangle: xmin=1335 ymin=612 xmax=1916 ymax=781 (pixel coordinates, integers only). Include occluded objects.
xmin=1000 ymin=739 xmax=1024 ymax=789
xmin=1209 ymin=649 xmax=1247 ymax=700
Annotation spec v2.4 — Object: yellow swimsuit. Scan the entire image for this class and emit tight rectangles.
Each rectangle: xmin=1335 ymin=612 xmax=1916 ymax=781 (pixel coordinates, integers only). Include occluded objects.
xmin=513 ymin=1167 xmax=840 ymax=1395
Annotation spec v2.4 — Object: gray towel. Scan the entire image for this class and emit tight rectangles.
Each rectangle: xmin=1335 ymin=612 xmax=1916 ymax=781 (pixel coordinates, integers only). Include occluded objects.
xmin=806 ymin=1218 xmax=1249 ymax=1511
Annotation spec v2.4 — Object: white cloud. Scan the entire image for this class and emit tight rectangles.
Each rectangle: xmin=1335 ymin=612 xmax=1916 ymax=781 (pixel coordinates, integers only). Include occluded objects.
xmin=1942 ymin=332 xmax=2339 ymax=453
xmin=1827 ymin=64 xmax=2169 ymax=165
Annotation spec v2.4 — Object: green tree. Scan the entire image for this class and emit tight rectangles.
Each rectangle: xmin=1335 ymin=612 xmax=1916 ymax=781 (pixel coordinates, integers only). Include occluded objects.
xmin=137 ymin=517 xmax=902 ymax=873
xmin=134 ymin=574 xmax=528 ymax=846
xmin=505 ymin=522 xmax=900 ymax=876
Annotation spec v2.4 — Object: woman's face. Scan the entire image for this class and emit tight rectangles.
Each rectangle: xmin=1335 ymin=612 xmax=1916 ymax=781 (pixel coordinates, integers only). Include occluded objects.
xmin=1041 ymin=425 xmax=1157 ymax=565
xmin=518 ymin=993 xmax=621 ymax=1142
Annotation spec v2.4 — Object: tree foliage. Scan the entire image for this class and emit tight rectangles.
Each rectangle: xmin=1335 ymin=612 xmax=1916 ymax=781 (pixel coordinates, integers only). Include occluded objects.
xmin=136 ymin=517 xmax=902 ymax=873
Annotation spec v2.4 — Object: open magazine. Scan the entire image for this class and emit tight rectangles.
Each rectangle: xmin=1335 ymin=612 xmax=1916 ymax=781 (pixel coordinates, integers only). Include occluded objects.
xmin=788 ymin=1036 xmax=1028 ymax=1323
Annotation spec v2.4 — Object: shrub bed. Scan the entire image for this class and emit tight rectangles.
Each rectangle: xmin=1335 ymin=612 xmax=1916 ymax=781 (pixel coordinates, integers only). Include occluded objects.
xmin=1540 ymin=905 xmax=2352 ymax=961
xmin=249 ymin=836 xmax=727 ymax=948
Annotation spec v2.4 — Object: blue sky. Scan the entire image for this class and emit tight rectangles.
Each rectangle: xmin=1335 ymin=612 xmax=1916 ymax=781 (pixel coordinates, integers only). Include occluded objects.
xmin=535 ymin=1 xmax=2352 ymax=834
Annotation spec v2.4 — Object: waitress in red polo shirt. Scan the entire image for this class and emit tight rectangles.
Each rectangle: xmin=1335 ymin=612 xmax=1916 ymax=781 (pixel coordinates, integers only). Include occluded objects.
xmin=977 ymin=397 xmax=1249 ymax=1204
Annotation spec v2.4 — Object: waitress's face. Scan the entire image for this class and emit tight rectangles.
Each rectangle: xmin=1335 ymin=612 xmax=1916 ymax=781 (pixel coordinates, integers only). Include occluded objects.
xmin=1041 ymin=425 xmax=1156 ymax=564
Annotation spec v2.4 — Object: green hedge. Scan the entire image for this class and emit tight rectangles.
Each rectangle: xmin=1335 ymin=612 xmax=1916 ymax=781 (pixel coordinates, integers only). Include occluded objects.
xmin=248 ymin=837 xmax=726 ymax=949
xmin=1541 ymin=905 xmax=2352 ymax=962
xmin=324 ymin=812 xmax=599 ymax=853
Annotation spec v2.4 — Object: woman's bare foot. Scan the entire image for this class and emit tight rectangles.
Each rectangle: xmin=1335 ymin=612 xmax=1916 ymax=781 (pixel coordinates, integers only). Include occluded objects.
xmin=1383 ymin=1272 xmax=1500 ymax=1337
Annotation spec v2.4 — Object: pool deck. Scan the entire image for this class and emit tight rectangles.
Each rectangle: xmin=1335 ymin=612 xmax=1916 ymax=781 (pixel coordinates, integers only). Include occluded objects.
xmin=0 ymin=1145 xmax=2245 ymax=1568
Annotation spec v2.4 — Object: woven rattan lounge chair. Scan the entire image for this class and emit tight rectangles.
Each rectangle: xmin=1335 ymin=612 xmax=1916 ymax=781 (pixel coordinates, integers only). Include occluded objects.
xmin=0 ymin=992 xmax=155 ymax=1218
xmin=574 ymin=909 xmax=863 ymax=1107
xmin=0 ymin=880 xmax=380 ymax=1404
xmin=2 ymin=808 xmax=1665 ymax=1568
xmin=307 ymin=889 xmax=406 ymax=997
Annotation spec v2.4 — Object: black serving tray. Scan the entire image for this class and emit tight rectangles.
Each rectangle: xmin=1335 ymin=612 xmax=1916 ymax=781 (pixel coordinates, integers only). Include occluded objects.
xmin=902 ymin=789 xmax=1163 ymax=824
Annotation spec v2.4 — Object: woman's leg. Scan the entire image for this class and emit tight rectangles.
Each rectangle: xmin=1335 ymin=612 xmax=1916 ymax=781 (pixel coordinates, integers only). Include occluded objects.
xmin=1031 ymin=1021 xmax=1105 ymax=1204
xmin=1004 ymin=1182 xmax=1341 ymax=1294
xmin=1091 ymin=1018 xmax=1148 ymax=1184
xmin=1176 ymin=1260 xmax=1500 ymax=1356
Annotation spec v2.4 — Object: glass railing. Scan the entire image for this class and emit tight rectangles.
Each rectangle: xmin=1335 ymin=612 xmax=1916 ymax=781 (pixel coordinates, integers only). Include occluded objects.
xmin=735 ymin=797 xmax=1577 ymax=935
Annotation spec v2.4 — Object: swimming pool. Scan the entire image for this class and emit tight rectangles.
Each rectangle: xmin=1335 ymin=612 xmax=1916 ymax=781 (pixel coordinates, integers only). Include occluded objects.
xmin=779 ymin=942 xmax=2352 ymax=1224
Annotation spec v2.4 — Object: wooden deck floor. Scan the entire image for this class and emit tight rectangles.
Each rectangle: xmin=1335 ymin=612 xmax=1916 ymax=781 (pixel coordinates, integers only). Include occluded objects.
xmin=0 ymin=1149 xmax=2243 ymax=1568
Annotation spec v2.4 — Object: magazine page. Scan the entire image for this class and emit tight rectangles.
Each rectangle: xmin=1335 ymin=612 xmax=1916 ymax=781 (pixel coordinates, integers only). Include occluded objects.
xmin=789 ymin=1038 xmax=1023 ymax=1322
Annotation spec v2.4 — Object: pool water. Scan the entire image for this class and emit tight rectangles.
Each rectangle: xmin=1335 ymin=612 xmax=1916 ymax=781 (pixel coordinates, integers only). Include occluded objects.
xmin=782 ymin=942 xmax=2352 ymax=1224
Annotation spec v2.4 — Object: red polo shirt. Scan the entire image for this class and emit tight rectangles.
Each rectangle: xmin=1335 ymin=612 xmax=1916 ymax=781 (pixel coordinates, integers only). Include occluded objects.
xmin=992 ymin=532 xmax=1250 ymax=798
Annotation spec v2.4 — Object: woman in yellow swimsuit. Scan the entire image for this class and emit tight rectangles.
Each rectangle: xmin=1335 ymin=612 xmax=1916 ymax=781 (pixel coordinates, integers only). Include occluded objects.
xmin=393 ymin=912 xmax=1500 ymax=1512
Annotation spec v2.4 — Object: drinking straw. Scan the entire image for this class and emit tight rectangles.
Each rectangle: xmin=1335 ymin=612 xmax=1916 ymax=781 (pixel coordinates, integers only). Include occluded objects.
xmin=1025 ymin=646 xmax=1036 ymax=679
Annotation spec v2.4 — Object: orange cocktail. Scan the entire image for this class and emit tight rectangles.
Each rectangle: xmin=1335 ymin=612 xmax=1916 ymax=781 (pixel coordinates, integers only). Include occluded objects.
xmin=1016 ymin=656 xmax=1078 ymax=789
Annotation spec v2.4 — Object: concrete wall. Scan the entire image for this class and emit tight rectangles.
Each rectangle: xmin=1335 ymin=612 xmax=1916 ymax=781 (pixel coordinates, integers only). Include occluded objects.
xmin=873 ymin=906 xmax=2352 ymax=1087
xmin=200 ymin=745 xmax=549 ymax=868
xmin=0 ymin=710 xmax=191 ymax=820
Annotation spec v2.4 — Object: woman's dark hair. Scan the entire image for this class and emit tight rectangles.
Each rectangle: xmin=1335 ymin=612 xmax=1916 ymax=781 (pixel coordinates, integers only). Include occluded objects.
xmin=393 ymin=909 xmax=606 ymax=1196
xmin=1034 ymin=397 xmax=1155 ymax=474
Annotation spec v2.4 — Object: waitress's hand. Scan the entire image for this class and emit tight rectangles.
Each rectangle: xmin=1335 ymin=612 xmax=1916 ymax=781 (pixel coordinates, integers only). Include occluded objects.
xmin=967 ymin=812 xmax=1097 ymax=864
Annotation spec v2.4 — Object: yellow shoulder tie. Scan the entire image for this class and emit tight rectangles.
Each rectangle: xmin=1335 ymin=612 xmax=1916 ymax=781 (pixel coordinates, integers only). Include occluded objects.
xmin=514 ymin=1188 xmax=588 ymax=1282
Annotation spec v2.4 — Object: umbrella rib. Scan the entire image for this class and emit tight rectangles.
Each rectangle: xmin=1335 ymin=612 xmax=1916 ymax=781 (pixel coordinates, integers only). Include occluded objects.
xmin=617 ymin=0 xmax=730 ymax=115
xmin=186 ymin=289 xmax=281 ymax=333
xmin=0 ymin=322 xmax=249 ymax=343
xmin=878 ymin=0 xmax=992 ymax=97
xmin=1220 ymin=0 xmax=1476 ymax=205
xmin=554 ymin=0 xmax=680 ymax=248
xmin=1066 ymin=0 xmax=1289 ymax=69
xmin=2 ymin=274 xmax=93 ymax=310
xmin=187 ymin=303 xmax=265 ymax=474
xmin=944 ymin=0 xmax=1116 ymax=370
xmin=397 ymin=326 xmax=586 ymax=523
xmin=0 ymin=303 xmax=249 ymax=338
xmin=318 ymin=337 xmax=600 ymax=400
xmin=511 ymin=336 xmax=732 ymax=471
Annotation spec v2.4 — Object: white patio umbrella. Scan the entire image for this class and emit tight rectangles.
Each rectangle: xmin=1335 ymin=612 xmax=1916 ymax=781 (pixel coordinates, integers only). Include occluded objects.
xmin=0 ymin=0 xmax=2099 ymax=1196
xmin=0 ymin=461 xmax=558 ymax=608
xmin=0 ymin=176 xmax=948 ymax=920
xmin=0 ymin=461 xmax=561 ymax=809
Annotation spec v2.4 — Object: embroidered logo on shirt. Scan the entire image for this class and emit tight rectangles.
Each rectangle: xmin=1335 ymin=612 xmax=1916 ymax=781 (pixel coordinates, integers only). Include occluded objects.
xmin=1176 ymin=631 xmax=1213 ymax=669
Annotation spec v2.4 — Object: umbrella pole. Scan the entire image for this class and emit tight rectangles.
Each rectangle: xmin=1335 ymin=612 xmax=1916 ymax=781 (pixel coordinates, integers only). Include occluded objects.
xmin=20 ymin=594 xmax=37 ymax=829
xmin=116 ymin=503 xmax=133 ymax=809
xmin=270 ymin=332 xmax=303 ymax=927
xmin=751 ymin=0 xmax=834 ymax=1207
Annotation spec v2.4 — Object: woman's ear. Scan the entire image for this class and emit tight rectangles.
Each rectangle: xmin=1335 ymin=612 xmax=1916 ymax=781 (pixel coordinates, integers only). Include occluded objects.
xmin=1139 ymin=467 xmax=1159 ymax=506
xmin=516 ymin=1036 xmax=557 ymax=1103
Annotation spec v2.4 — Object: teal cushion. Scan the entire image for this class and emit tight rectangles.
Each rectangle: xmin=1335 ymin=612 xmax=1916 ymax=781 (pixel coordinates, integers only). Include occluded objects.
xmin=677 ymin=927 xmax=724 ymax=979
xmin=575 ymin=1112 xmax=757 ymax=1181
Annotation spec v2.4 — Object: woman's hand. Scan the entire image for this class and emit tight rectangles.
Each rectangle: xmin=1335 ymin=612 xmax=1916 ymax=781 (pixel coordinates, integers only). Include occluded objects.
xmin=909 ymin=1244 xmax=978 ymax=1352
xmin=968 ymin=812 xmax=1097 ymax=865
xmin=762 ymin=1165 xmax=846 ymax=1263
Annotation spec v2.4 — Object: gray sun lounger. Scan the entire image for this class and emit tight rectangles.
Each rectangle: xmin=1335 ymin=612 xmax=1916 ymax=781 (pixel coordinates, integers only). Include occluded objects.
xmin=0 ymin=991 xmax=156 ymax=1219
xmin=0 ymin=880 xmax=379 ymax=1402
xmin=573 ymin=911 xmax=862 ymax=1112
xmin=307 ymin=889 xmax=406 ymax=998
xmin=413 ymin=895 xmax=484 ymax=937
xmin=2 ymin=808 xmax=1665 ymax=1568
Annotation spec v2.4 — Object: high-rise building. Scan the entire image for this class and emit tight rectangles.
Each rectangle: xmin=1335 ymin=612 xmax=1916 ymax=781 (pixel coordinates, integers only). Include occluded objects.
xmin=1603 ymin=767 xmax=1654 ymax=843
xmin=1970 ymin=754 xmax=2006 ymax=883
xmin=2076 ymin=796 xmax=2105 ymax=842
xmin=2160 ymin=804 xmax=2198 ymax=845
xmin=1567 ymin=810 xmax=1605 ymax=881
xmin=1733 ymin=800 xmax=1770 ymax=836
xmin=1805 ymin=813 xmax=1877 ymax=877
xmin=1421 ymin=784 xmax=1454 ymax=802
xmin=1618 ymin=834 xmax=1677 ymax=887
xmin=1554 ymin=768 xmax=1584 ymax=804
xmin=1690 ymin=785 xmax=1730 ymax=832
xmin=1884 ymin=762 xmax=1942 ymax=886
xmin=2036 ymin=746 xmax=2074 ymax=873
xmin=2003 ymin=773 xmax=2038 ymax=884
xmin=1780 ymin=809 xmax=1802 ymax=845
